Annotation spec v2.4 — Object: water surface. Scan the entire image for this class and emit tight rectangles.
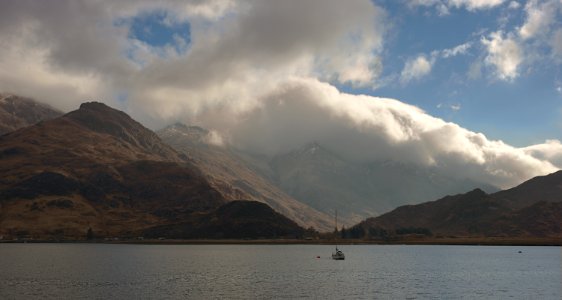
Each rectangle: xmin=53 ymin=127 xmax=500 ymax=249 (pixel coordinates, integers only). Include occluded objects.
xmin=0 ymin=244 xmax=560 ymax=299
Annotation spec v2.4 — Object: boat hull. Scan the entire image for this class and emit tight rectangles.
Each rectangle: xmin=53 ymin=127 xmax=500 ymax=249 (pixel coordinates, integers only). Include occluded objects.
xmin=332 ymin=250 xmax=345 ymax=260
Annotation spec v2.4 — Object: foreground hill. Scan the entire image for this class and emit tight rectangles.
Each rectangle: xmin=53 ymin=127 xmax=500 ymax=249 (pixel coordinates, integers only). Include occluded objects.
xmin=157 ymin=124 xmax=333 ymax=231
xmin=0 ymin=94 xmax=62 ymax=135
xmin=0 ymin=102 xmax=304 ymax=239
xmin=352 ymin=171 xmax=562 ymax=238
xmin=142 ymin=200 xmax=304 ymax=239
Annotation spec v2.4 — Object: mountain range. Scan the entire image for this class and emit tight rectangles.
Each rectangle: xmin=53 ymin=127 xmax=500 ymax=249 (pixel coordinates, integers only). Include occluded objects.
xmin=0 ymin=95 xmax=560 ymax=240
xmin=157 ymin=123 xmax=498 ymax=225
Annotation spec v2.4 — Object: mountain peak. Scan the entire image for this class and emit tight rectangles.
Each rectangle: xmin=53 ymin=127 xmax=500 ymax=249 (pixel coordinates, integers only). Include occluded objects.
xmin=78 ymin=101 xmax=115 ymax=112
xmin=467 ymin=188 xmax=487 ymax=197
xmin=65 ymin=102 xmax=180 ymax=161
xmin=68 ymin=102 xmax=140 ymax=135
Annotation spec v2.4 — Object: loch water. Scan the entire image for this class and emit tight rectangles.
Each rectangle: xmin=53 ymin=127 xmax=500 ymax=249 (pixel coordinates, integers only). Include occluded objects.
xmin=0 ymin=244 xmax=560 ymax=299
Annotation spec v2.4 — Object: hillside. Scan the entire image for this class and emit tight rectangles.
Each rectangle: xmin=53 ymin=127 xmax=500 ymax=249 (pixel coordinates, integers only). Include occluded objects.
xmin=352 ymin=171 xmax=562 ymax=238
xmin=142 ymin=200 xmax=305 ymax=239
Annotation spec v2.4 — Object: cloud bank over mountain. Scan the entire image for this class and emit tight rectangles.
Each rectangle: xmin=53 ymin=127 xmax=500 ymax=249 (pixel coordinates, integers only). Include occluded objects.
xmin=0 ymin=0 xmax=561 ymax=189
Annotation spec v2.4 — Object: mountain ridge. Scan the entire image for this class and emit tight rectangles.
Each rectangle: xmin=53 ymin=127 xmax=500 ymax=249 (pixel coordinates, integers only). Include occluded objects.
xmin=352 ymin=171 xmax=562 ymax=237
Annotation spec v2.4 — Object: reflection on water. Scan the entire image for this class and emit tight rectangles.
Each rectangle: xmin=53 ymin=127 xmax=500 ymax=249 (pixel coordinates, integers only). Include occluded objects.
xmin=0 ymin=244 xmax=560 ymax=299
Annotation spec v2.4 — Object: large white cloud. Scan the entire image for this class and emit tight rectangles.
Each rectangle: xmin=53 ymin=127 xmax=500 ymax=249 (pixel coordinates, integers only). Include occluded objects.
xmin=225 ymin=77 xmax=558 ymax=189
xmin=0 ymin=0 xmax=560 ymax=191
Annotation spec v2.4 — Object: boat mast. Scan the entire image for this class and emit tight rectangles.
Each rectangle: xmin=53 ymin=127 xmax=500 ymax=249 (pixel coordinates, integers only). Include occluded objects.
xmin=335 ymin=209 xmax=338 ymax=250
xmin=335 ymin=209 xmax=338 ymax=232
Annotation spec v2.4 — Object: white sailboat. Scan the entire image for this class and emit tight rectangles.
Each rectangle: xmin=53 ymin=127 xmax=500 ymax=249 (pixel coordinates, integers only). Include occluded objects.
xmin=332 ymin=210 xmax=345 ymax=260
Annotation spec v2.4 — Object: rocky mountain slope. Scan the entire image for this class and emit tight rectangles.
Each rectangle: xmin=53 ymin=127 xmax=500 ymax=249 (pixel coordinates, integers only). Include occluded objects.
xmin=0 ymin=94 xmax=62 ymax=135
xmin=0 ymin=102 xmax=305 ymax=239
xmin=352 ymin=170 xmax=562 ymax=237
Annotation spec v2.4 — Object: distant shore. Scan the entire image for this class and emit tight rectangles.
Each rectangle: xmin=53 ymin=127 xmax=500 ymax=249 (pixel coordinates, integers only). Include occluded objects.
xmin=1 ymin=236 xmax=560 ymax=246
xmin=124 ymin=237 xmax=562 ymax=246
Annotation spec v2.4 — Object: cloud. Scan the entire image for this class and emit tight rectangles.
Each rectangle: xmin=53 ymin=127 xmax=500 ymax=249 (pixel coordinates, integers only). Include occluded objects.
xmin=508 ymin=1 xmax=521 ymax=10
xmin=518 ymin=0 xmax=559 ymax=40
xmin=442 ymin=42 xmax=472 ymax=58
xmin=396 ymin=43 xmax=470 ymax=85
xmin=409 ymin=1 xmax=561 ymax=82
xmin=468 ymin=60 xmax=483 ymax=79
xmin=400 ymin=55 xmax=433 ymax=84
xmin=410 ymin=0 xmax=507 ymax=12
xmin=450 ymin=104 xmax=462 ymax=111
xmin=447 ymin=0 xmax=506 ymax=11
xmin=437 ymin=103 xmax=462 ymax=111
xmin=523 ymin=140 xmax=562 ymax=168
xmin=551 ymin=29 xmax=562 ymax=58
xmin=481 ymin=31 xmax=522 ymax=81
xmin=0 ymin=0 xmax=387 ymax=116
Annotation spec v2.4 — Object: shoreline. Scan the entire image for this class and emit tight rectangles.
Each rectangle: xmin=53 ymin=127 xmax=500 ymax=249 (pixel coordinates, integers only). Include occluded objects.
xmin=1 ymin=237 xmax=560 ymax=246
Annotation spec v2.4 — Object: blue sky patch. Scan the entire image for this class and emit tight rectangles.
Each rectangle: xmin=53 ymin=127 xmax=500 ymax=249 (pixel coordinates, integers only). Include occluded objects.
xmin=127 ymin=10 xmax=191 ymax=53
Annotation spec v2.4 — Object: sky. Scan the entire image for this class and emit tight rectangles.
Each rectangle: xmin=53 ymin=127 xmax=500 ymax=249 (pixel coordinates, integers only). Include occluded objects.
xmin=1 ymin=0 xmax=562 ymax=189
